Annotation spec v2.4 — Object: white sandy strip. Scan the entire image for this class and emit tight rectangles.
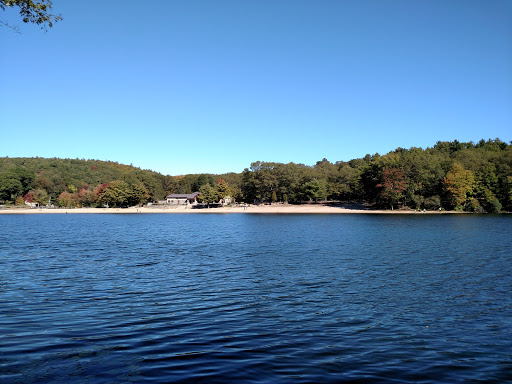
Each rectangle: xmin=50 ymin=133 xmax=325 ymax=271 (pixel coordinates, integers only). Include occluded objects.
xmin=0 ymin=205 xmax=457 ymax=214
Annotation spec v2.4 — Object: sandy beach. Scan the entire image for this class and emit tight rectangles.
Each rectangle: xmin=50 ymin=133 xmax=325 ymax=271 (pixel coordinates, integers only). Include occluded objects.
xmin=0 ymin=204 xmax=457 ymax=215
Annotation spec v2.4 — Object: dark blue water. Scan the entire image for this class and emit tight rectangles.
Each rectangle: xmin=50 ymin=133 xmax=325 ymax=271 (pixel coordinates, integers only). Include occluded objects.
xmin=0 ymin=214 xmax=511 ymax=383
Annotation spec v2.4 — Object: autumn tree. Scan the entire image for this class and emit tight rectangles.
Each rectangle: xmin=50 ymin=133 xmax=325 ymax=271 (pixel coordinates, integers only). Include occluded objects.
xmin=376 ymin=168 xmax=407 ymax=210
xmin=25 ymin=188 xmax=49 ymax=206
xmin=57 ymin=191 xmax=76 ymax=208
xmin=23 ymin=191 xmax=34 ymax=204
xmin=77 ymin=187 xmax=95 ymax=207
xmin=443 ymin=163 xmax=475 ymax=210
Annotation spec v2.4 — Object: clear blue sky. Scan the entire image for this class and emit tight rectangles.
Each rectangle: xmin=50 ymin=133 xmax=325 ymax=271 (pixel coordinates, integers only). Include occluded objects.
xmin=1 ymin=0 xmax=511 ymax=175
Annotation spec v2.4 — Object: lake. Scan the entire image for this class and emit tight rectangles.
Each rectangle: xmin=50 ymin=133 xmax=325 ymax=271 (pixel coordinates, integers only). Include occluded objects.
xmin=0 ymin=214 xmax=511 ymax=383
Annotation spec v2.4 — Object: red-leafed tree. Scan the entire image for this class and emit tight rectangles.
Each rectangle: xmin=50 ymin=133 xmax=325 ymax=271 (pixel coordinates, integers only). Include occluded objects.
xmin=24 ymin=188 xmax=48 ymax=206
xmin=377 ymin=167 xmax=407 ymax=210
xmin=24 ymin=192 xmax=34 ymax=203
xmin=77 ymin=187 xmax=95 ymax=207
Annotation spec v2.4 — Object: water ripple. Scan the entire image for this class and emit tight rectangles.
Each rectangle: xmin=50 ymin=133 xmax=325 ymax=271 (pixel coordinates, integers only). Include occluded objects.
xmin=0 ymin=214 xmax=511 ymax=383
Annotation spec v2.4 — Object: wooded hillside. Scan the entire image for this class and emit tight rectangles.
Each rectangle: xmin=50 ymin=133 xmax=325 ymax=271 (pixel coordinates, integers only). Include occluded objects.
xmin=1 ymin=138 xmax=511 ymax=211
xmin=0 ymin=158 xmax=170 ymax=206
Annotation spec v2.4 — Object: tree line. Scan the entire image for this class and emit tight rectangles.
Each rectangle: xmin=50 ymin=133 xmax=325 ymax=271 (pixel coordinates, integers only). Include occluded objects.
xmin=239 ymin=139 xmax=511 ymax=212
xmin=1 ymin=139 xmax=511 ymax=211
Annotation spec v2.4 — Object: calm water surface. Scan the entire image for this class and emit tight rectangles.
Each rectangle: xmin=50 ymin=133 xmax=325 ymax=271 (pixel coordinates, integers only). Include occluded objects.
xmin=0 ymin=214 xmax=511 ymax=383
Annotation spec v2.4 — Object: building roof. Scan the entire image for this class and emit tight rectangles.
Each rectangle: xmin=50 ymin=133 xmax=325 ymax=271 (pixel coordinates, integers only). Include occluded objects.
xmin=166 ymin=192 xmax=200 ymax=199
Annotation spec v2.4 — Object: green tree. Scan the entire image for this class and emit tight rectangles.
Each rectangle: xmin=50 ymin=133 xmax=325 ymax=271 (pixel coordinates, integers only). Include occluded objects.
xmin=242 ymin=161 xmax=311 ymax=203
xmin=0 ymin=171 xmax=23 ymax=201
xmin=1 ymin=0 xmax=62 ymax=32
xmin=197 ymin=183 xmax=217 ymax=208
xmin=359 ymin=162 xmax=383 ymax=202
xmin=216 ymin=179 xmax=231 ymax=199
xmin=400 ymin=147 xmax=446 ymax=201
xmin=192 ymin=174 xmax=215 ymax=193
xmin=10 ymin=168 xmax=35 ymax=193
xmin=330 ymin=163 xmax=361 ymax=200
xmin=33 ymin=176 xmax=54 ymax=194
xmin=130 ymin=182 xmax=150 ymax=206
xmin=229 ymin=185 xmax=243 ymax=203
xmin=480 ymin=188 xmax=501 ymax=213
xmin=314 ymin=158 xmax=338 ymax=199
xmin=302 ymin=179 xmax=328 ymax=202
xmin=424 ymin=195 xmax=441 ymax=210
xmin=507 ymin=176 xmax=512 ymax=211
xmin=0 ymin=168 xmax=35 ymax=201
xmin=98 ymin=180 xmax=132 ymax=208
xmin=216 ymin=178 xmax=235 ymax=205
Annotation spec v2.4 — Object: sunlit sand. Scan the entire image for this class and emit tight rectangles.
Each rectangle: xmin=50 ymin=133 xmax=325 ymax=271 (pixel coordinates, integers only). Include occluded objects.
xmin=0 ymin=204 xmax=458 ymax=214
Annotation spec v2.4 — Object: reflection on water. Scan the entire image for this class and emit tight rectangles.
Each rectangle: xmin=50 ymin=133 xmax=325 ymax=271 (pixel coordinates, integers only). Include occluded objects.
xmin=0 ymin=214 xmax=511 ymax=383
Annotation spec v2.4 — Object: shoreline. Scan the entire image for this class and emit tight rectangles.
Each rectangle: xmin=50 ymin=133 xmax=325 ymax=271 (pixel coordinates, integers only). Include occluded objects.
xmin=0 ymin=204 xmax=462 ymax=215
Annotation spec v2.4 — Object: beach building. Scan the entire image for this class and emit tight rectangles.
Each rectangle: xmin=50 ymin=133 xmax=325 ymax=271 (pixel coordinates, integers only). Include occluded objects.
xmin=166 ymin=192 xmax=200 ymax=205
xmin=220 ymin=196 xmax=233 ymax=206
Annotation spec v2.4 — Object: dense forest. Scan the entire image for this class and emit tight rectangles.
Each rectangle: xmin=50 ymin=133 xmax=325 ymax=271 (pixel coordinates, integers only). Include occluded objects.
xmin=1 ymin=139 xmax=511 ymax=212
xmin=240 ymin=139 xmax=511 ymax=212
